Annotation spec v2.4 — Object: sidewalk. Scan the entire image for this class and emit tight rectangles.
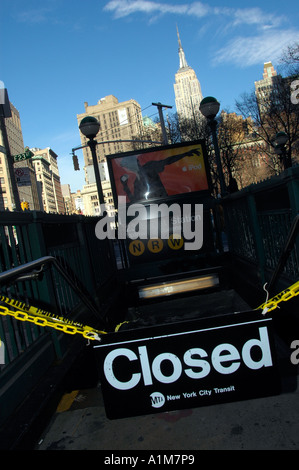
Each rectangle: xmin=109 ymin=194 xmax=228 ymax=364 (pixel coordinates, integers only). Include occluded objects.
xmin=36 ymin=297 xmax=299 ymax=451
xmin=37 ymin=374 xmax=299 ymax=451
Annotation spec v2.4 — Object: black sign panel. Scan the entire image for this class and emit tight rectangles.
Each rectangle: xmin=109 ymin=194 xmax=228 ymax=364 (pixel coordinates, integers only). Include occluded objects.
xmin=95 ymin=312 xmax=281 ymax=419
xmin=124 ymin=200 xmax=214 ymax=265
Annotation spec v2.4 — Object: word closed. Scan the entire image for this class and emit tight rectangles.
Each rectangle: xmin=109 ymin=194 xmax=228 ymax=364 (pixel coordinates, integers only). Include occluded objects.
xmin=95 ymin=313 xmax=280 ymax=419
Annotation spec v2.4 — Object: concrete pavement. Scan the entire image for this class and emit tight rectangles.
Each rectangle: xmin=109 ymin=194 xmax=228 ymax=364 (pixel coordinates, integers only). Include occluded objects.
xmin=37 ymin=373 xmax=299 ymax=451
xmin=36 ymin=290 xmax=299 ymax=451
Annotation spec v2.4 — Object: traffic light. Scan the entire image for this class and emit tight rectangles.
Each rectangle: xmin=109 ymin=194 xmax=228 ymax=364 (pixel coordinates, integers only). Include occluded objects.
xmin=21 ymin=201 xmax=29 ymax=211
xmin=73 ymin=154 xmax=80 ymax=171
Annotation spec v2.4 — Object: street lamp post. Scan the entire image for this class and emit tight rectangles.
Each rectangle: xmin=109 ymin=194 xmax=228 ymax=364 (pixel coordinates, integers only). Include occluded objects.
xmin=274 ymin=131 xmax=291 ymax=170
xmin=152 ymin=102 xmax=172 ymax=145
xmin=79 ymin=116 xmax=105 ymax=207
xmin=199 ymin=96 xmax=226 ymax=197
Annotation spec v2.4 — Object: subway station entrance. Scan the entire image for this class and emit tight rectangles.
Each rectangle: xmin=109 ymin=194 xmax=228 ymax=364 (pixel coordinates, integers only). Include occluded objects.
xmin=0 ymin=140 xmax=298 ymax=448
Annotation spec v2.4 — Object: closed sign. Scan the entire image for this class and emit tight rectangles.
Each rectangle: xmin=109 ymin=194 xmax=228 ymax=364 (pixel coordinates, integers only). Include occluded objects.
xmin=95 ymin=312 xmax=280 ymax=419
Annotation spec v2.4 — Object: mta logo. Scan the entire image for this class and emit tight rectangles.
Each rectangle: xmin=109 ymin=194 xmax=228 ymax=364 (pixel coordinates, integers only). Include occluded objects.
xmin=150 ymin=392 xmax=165 ymax=408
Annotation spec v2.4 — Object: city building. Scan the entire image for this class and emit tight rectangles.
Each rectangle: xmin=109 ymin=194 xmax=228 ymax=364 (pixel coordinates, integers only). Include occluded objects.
xmin=31 ymin=147 xmax=65 ymax=213
xmin=61 ymin=184 xmax=76 ymax=214
xmin=81 ymin=160 xmax=115 ymax=217
xmin=254 ymin=61 xmax=298 ymax=166
xmin=81 ymin=180 xmax=114 ymax=217
xmin=71 ymin=189 xmax=84 ymax=214
xmin=255 ymin=61 xmax=278 ymax=101
xmin=0 ymin=100 xmax=41 ymax=211
xmin=0 ymin=130 xmax=14 ymax=210
xmin=84 ymin=161 xmax=109 ymax=189
xmin=77 ymin=95 xmax=144 ymax=179
xmin=77 ymin=95 xmax=145 ymax=218
xmin=254 ymin=61 xmax=284 ymax=116
xmin=173 ymin=27 xmax=203 ymax=122
xmin=219 ymin=111 xmax=274 ymax=189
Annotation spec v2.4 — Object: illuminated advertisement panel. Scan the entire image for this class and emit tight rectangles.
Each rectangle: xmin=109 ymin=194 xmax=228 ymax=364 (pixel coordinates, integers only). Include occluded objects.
xmin=107 ymin=141 xmax=210 ymax=205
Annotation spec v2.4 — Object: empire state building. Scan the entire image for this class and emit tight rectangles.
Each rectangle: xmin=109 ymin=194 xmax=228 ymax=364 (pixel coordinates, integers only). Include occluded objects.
xmin=174 ymin=27 xmax=203 ymax=122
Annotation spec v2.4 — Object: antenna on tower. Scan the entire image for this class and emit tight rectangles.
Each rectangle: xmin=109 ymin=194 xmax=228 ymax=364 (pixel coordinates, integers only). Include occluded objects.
xmin=176 ymin=24 xmax=182 ymax=48
xmin=176 ymin=25 xmax=188 ymax=69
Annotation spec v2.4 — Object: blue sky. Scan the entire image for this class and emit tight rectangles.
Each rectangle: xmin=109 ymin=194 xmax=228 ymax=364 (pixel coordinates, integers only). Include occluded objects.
xmin=1 ymin=0 xmax=298 ymax=192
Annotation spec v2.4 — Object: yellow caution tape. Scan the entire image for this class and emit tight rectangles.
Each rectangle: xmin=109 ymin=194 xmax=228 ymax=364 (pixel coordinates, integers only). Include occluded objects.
xmin=0 ymin=295 xmax=106 ymax=341
xmin=256 ymin=280 xmax=299 ymax=315
xmin=115 ymin=321 xmax=130 ymax=332
xmin=2 ymin=279 xmax=297 ymax=341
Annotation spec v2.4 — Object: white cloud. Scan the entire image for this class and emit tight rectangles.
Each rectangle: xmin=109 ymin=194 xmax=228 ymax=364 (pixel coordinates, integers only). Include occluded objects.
xmin=103 ymin=1 xmax=281 ymax=26
xmin=103 ymin=1 xmax=299 ymax=68
xmin=212 ymin=29 xmax=299 ymax=67
xmin=230 ymin=7 xmax=284 ymax=29
xmin=103 ymin=1 xmax=217 ymax=20
xmin=103 ymin=1 xmax=190 ymax=18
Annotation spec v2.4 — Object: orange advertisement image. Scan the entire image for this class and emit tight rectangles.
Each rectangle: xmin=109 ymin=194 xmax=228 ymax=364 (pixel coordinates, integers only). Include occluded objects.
xmin=110 ymin=143 xmax=208 ymax=204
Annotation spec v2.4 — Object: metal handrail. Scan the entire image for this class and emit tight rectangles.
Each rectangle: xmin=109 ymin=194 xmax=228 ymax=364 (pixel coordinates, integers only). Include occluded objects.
xmin=267 ymin=214 xmax=299 ymax=294
xmin=0 ymin=256 xmax=102 ymax=321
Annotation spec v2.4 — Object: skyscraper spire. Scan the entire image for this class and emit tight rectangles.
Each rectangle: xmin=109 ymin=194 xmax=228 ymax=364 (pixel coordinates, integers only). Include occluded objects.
xmin=176 ymin=25 xmax=188 ymax=69
xmin=174 ymin=26 xmax=203 ymax=123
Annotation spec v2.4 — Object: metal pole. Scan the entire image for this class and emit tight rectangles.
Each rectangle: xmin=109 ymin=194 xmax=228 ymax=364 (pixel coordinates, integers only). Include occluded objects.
xmin=88 ymin=138 xmax=105 ymax=207
xmin=282 ymin=145 xmax=292 ymax=169
xmin=152 ymin=102 xmax=172 ymax=145
xmin=208 ymin=117 xmax=226 ymax=197
xmin=72 ymin=139 xmax=163 ymax=157
xmin=281 ymin=145 xmax=288 ymax=170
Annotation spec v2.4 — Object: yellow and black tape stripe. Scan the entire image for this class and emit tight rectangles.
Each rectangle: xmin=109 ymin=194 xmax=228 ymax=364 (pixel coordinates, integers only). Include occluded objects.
xmin=0 ymin=295 xmax=106 ymax=341
xmin=256 ymin=280 xmax=299 ymax=314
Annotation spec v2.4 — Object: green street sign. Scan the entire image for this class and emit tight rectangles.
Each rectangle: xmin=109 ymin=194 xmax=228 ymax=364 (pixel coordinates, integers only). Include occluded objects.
xmin=13 ymin=148 xmax=34 ymax=163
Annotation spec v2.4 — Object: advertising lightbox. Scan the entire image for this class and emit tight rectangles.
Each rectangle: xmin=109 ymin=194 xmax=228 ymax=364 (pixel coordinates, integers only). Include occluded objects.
xmin=107 ymin=140 xmax=210 ymax=206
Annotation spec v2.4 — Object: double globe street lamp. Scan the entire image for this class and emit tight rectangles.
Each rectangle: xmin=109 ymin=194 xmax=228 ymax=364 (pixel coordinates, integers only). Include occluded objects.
xmin=199 ymin=96 xmax=227 ymax=197
xmin=79 ymin=116 xmax=105 ymax=206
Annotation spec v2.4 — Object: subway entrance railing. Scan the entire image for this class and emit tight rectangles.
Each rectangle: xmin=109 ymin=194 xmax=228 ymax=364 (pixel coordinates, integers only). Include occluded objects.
xmin=0 ymin=210 xmax=120 ymax=430
xmin=0 ymin=145 xmax=298 ymax=430
xmin=1 ymin=254 xmax=298 ymax=421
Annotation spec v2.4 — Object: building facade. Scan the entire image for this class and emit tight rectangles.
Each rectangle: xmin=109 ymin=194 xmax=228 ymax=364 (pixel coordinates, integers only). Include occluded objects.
xmin=80 ymin=181 xmax=114 ymax=217
xmin=77 ymin=95 xmax=144 ymax=178
xmin=71 ymin=189 xmax=84 ymax=214
xmin=254 ymin=61 xmax=298 ymax=166
xmin=31 ymin=147 xmax=65 ymax=213
xmin=174 ymin=27 xmax=203 ymax=122
xmin=0 ymin=101 xmax=41 ymax=211
xmin=254 ymin=61 xmax=283 ymax=114
xmin=77 ymin=95 xmax=144 ymax=218
xmin=0 ymin=129 xmax=14 ymax=210
xmin=255 ymin=61 xmax=278 ymax=99
xmin=61 ymin=184 xmax=76 ymax=214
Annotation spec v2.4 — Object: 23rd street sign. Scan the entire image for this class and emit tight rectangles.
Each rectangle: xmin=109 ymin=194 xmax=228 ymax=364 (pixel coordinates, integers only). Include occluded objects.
xmin=13 ymin=148 xmax=34 ymax=163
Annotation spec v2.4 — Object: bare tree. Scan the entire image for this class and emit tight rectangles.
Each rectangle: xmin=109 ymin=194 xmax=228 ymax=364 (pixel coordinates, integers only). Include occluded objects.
xmin=236 ymin=74 xmax=299 ymax=171
xmin=279 ymin=42 xmax=299 ymax=76
xmin=217 ymin=111 xmax=248 ymax=190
